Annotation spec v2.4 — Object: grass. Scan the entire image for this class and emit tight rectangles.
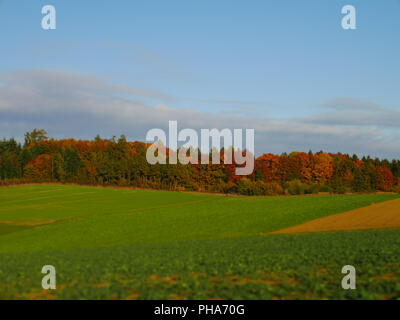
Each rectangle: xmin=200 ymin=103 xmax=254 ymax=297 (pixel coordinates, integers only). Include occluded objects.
xmin=0 ymin=224 xmax=33 ymax=236
xmin=0 ymin=185 xmax=214 ymax=223
xmin=1 ymin=230 xmax=399 ymax=300
xmin=0 ymin=185 xmax=399 ymax=299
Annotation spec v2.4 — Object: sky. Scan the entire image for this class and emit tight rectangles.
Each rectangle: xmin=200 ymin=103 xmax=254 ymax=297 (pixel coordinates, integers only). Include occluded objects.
xmin=0 ymin=0 xmax=399 ymax=159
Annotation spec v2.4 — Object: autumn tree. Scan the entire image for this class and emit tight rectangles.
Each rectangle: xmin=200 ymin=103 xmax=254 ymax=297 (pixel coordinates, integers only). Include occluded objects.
xmin=0 ymin=129 xmax=399 ymax=194
xmin=24 ymin=129 xmax=48 ymax=147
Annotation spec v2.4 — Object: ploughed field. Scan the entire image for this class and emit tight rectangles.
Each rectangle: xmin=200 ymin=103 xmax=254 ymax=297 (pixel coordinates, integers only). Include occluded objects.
xmin=273 ymin=198 xmax=400 ymax=235
xmin=0 ymin=185 xmax=399 ymax=299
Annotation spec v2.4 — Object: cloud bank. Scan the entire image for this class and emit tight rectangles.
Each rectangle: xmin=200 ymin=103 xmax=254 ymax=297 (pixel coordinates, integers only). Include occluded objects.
xmin=0 ymin=69 xmax=399 ymax=159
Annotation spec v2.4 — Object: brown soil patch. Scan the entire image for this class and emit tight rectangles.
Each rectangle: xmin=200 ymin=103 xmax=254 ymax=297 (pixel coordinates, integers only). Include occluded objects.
xmin=125 ymin=292 xmax=141 ymax=300
xmin=148 ymin=274 xmax=180 ymax=285
xmin=370 ymin=273 xmax=396 ymax=281
xmin=17 ymin=289 xmax=56 ymax=300
xmin=272 ymin=198 xmax=400 ymax=235
xmin=0 ymin=220 xmax=58 ymax=227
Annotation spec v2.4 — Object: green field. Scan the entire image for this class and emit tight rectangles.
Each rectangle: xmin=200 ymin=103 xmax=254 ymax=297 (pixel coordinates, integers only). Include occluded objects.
xmin=0 ymin=185 xmax=399 ymax=299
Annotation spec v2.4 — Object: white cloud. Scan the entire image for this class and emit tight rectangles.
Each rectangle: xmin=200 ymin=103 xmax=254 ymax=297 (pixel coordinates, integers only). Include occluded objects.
xmin=0 ymin=69 xmax=399 ymax=159
xmin=304 ymin=97 xmax=400 ymax=128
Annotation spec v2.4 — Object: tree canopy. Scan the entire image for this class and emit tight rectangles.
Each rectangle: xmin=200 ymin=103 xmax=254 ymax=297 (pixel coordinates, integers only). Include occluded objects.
xmin=1 ymin=129 xmax=399 ymax=195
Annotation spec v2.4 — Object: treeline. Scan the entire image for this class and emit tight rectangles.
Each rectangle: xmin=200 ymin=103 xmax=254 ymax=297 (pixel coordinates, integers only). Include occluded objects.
xmin=1 ymin=129 xmax=399 ymax=195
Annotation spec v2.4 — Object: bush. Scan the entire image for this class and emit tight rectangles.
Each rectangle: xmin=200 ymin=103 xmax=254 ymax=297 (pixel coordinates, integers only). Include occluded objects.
xmin=236 ymin=179 xmax=285 ymax=196
xmin=251 ymin=181 xmax=265 ymax=196
xmin=392 ymin=184 xmax=400 ymax=193
xmin=319 ymin=185 xmax=333 ymax=193
xmin=305 ymin=184 xmax=320 ymax=194
xmin=331 ymin=184 xmax=352 ymax=194
xmin=0 ymin=178 xmax=31 ymax=186
xmin=263 ymin=182 xmax=284 ymax=195
xmin=210 ymin=182 xmax=226 ymax=193
xmin=237 ymin=178 xmax=256 ymax=195
xmin=285 ymin=180 xmax=306 ymax=195
xmin=222 ymin=181 xmax=237 ymax=194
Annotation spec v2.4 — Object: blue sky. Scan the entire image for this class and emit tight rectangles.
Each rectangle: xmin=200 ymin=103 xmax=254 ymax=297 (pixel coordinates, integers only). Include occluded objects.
xmin=0 ymin=0 xmax=399 ymax=158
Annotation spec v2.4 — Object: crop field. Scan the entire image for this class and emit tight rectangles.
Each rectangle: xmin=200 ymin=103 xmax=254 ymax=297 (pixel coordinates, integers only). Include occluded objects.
xmin=273 ymin=198 xmax=400 ymax=235
xmin=0 ymin=185 xmax=399 ymax=299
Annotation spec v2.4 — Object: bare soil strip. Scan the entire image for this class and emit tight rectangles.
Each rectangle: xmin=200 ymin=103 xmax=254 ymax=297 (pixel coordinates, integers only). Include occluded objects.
xmin=271 ymin=198 xmax=400 ymax=235
xmin=0 ymin=220 xmax=58 ymax=227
